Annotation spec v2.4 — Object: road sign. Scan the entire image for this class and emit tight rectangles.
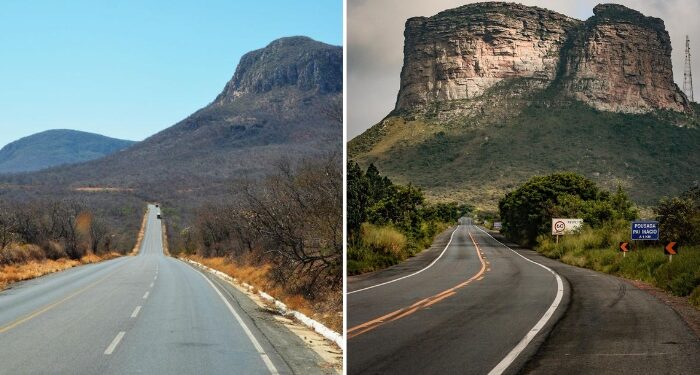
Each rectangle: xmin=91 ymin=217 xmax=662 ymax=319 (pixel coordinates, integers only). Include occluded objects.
xmin=493 ymin=222 xmax=502 ymax=230
xmin=551 ymin=218 xmax=583 ymax=235
xmin=664 ymin=242 xmax=678 ymax=255
xmin=631 ymin=221 xmax=659 ymax=240
xmin=619 ymin=242 xmax=630 ymax=252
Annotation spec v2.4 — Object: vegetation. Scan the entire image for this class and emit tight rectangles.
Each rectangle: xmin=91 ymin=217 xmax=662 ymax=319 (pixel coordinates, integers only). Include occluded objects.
xmin=347 ymin=161 xmax=470 ymax=274
xmin=513 ymin=180 xmax=700 ymax=309
xmin=0 ymin=129 xmax=134 ymax=174
xmin=0 ymin=199 xmax=138 ymax=289
xmin=498 ymin=173 xmax=637 ymax=246
xmin=349 ymin=87 xmax=700 ymax=210
xmin=169 ymin=154 xmax=342 ymax=322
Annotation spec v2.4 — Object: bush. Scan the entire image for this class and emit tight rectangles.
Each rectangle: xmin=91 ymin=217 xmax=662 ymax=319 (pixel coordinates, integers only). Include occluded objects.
xmin=499 ymin=173 xmax=636 ymax=246
xmin=360 ymin=223 xmax=407 ymax=258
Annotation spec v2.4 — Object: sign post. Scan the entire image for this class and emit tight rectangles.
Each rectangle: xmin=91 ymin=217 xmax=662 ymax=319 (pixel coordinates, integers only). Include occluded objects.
xmin=619 ymin=242 xmax=630 ymax=258
xmin=664 ymin=242 xmax=678 ymax=262
xmin=551 ymin=218 xmax=583 ymax=245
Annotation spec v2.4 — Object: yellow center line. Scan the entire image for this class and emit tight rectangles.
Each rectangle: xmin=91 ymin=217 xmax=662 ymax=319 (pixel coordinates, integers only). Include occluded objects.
xmin=0 ymin=260 xmax=128 ymax=334
xmin=348 ymin=229 xmax=488 ymax=339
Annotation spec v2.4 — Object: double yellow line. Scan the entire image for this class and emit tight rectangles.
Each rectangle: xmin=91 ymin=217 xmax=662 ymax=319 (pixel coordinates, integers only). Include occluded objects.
xmin=348 ymin=231 xmax=488 ymax=339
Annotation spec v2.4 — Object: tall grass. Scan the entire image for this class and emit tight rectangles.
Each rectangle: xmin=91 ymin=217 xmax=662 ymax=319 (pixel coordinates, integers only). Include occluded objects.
xmin=348 ymin=221 xmax=451 ymax=275
xmin=536 ymin=220 xmax=700 ymax=309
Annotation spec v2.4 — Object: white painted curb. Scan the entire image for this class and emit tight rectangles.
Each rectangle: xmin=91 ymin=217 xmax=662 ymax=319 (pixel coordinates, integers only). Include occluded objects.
xmin=182 ymin=258 xmax=344 ymax=351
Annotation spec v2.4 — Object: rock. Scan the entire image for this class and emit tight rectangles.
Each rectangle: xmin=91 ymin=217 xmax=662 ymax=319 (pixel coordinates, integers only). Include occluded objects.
xmin=562 ymin=4 xmax=690 ymax=113
xmin=216 ymin=36 xmax=342 ymax=103
xmin=394 ymin=2 xmax=690 ymax=117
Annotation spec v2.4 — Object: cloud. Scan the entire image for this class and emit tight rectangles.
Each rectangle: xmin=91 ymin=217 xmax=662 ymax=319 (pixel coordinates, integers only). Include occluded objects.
xmin=348 ymin=0 xmax=700 ymax=139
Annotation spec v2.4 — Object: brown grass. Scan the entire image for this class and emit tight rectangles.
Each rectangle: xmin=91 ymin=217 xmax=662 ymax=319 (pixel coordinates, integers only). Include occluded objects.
xmin=0 ymin=252 xmax=121 ymax=290
xmin=130 ymin=207 xmax=149 ymax=255
xmin=184 ymin=255 xmax=341 ymax=332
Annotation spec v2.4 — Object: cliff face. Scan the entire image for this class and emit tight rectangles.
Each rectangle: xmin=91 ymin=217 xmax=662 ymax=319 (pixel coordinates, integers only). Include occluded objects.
xmin=394 ymin=2 xmax=689 ymax=116
xmin=562 ymin=4 xmax=688 ymax=113
xmin=215 ymin=36 xmax=342 ymax=103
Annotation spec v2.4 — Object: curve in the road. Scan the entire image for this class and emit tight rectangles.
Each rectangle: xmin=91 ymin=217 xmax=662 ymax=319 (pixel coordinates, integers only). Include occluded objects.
xmin=347 ymin=225 xmax=461 ymax=295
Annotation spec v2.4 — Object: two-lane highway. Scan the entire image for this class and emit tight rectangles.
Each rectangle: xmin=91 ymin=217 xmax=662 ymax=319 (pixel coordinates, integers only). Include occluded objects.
xmin=0 ymin=204 xmax=331 ymax=374
xmin=348 ymin=222 xmax=564 ymax=375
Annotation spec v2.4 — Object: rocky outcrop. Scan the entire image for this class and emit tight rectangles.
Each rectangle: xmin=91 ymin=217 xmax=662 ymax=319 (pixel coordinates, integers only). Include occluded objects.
xmin=215 ymin=36 xmax=342 ymax=103
xmin=394 ymin=2 xmax=690 ymax=116
xmin=562 ymin=4 xmax=689 ymax=113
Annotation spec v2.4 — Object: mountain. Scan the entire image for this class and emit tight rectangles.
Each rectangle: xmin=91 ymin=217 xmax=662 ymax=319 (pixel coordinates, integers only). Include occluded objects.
xmin=0 ymin=130 xmax=135 ymax=174
xmin=2 ymin=36 xmax=342 ymax=199
xmin=350 ymin=2 xmax=700 ymax=210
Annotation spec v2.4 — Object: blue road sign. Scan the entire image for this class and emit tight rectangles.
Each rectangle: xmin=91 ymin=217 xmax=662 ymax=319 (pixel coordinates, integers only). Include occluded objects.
xmin=631 ymin=221 xmax=659 ymax=240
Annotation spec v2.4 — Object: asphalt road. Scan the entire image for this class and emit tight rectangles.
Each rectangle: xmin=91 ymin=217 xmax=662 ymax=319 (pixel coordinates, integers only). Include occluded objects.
xmin=0 ymin=204 xmax=331 ymax=374
xmin=348 ymin=222 xmax=563 ymax=375
xmin=348 ymin=222 xmax=700 ymax=374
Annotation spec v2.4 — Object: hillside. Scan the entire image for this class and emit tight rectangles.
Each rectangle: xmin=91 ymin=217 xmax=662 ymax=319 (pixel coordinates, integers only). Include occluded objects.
xmin=349 ymin=3 xmax=700 ymax=210
xmin=0 ymin=130 xmax=135 ymax=174
xmin=1 ymin=36 xmax=342 ymax=201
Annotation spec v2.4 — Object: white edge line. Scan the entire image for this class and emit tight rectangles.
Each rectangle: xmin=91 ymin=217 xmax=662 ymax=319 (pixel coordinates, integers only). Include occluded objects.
xmin=104 ymin=331 xmax=126 ymax=355
xmin=197 ymin=269 xmax=279 ymax=375
xmin=130 ymin=306 xmax=141 ymax=318
xmin=474 ymin=226 xmax=565 ymax=375
xmin=347 ymin=225 xmax=461 ymax=294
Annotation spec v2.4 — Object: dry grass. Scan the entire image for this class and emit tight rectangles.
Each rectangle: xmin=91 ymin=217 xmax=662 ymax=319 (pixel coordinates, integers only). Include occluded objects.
xmin=184 ymin=255 xmax=341 ymax=332
xmin=0 ymin=252 xmax=121 ymax=290
xmin=130 ymin=207 xmax=149 ymax=255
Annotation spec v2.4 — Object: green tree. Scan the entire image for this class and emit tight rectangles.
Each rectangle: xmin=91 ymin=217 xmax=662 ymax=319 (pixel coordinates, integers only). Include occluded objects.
xmin=499 ymin=173 xmax=636 ymax=245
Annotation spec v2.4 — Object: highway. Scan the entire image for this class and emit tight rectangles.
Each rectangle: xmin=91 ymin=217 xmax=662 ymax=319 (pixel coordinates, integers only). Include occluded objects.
xmin=347 ymin=221 xmax=700 ymax=374
xmin=0 ymin=204 xmax=331 ymax=374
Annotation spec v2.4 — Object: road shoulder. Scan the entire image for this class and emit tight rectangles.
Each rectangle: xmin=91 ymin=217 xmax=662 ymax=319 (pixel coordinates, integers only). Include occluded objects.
xmin=188 ymin=260 xmax=341 ymax=374
xmin=347 ymin=225 xmax=457 ymax=292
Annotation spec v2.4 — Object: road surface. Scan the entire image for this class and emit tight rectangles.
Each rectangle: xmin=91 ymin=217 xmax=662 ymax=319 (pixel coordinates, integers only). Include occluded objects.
xmin=347 ymin=222 xmax=699 ymax=374
xmin=0 ymin=204 xmax=332 ymax=374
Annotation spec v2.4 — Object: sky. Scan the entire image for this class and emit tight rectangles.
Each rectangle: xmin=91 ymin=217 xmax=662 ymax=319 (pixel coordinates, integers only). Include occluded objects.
xmin=0 ymin=0 xmax=343 ymax=148
xmin=348 ymin=0 xmax=700 ymax=139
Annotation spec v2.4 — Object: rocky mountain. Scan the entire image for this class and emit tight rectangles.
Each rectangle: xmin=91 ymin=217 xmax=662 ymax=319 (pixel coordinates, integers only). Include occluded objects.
xmin=350 ymin=3 xmax=700 ymax=209
xmin=0 ymin=130 xmax=135 ymax=174
xmin=2 ymin=36 xmax=342 ymax=199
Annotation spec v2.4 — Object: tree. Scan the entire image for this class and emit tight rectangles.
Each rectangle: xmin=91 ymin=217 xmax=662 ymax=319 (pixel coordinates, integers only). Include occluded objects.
xmin=499 ymin=173 xmax=636 ymax=246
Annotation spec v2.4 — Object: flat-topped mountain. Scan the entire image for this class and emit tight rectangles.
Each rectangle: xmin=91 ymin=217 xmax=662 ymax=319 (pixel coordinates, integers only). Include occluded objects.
xmin=350 ymin=3 xmax=700 ymax=209
xmin=0 ymin=130 xmax=135 ymax=174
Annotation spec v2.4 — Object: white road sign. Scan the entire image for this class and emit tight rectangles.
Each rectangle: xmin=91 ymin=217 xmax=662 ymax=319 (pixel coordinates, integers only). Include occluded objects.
xmin=551 ymin=218 xmax=583 ymax=235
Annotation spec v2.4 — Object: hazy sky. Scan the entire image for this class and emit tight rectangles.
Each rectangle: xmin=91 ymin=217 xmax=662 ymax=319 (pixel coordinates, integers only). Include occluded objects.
xmin=348 ymin=0 xmax=700 ymax=139
xmin=0 ymin=0 xmax=342 ymax=148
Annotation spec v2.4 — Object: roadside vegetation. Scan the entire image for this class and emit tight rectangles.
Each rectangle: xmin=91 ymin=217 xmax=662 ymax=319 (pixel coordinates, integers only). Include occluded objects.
xmin=347 ymin=161 xmax=470 ymax=275
xmin=0 ymin=199 xmax=137 ymax=289
xmin=169 ymin=154 xmax=342 ymax=330
xmin=499 ymin=175 xmax=700 ymax=309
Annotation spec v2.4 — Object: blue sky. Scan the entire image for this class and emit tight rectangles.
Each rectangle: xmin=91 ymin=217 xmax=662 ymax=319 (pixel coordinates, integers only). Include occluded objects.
xmin=0 ymin=0 xmax=343 ymax=148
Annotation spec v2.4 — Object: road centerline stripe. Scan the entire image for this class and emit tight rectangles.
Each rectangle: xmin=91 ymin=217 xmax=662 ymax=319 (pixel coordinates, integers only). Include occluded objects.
xmin=348 ymin=227 xmax=487 ymax=339
xmin=142 ymin=291 xmax=149 ymax=299
xmin=130 ymin=306 xmax=141 ymax=318
xmin=104 ymin=331 xmax=125 ymax=355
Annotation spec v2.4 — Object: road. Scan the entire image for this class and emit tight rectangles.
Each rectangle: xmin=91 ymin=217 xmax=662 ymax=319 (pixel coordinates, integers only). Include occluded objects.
xmin=0 ymin=204 xmax=332 ymax=374
xmin=347 ymin=222 xmax=700 ymax=374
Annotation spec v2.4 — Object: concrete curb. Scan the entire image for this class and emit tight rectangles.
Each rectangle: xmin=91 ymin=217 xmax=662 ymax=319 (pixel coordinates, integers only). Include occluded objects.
xmin=182 ymin=258 xmax=344 ymax=351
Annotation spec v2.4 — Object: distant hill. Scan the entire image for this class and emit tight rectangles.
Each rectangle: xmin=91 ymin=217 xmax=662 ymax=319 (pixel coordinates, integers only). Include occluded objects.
xmin=349 ymin=3 xmax=700 ymax=210
xmin=0 ymin=130 xmax=135 ymax=174
xmin=1 ymin=36 xmax=342 ymax=204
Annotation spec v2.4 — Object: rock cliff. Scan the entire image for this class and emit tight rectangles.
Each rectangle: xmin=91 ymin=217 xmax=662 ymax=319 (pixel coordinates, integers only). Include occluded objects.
xmin=394 ymin=2 xmax=690 ymax=116
xmin=216 ymin=36 xmax=342 ymax=103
